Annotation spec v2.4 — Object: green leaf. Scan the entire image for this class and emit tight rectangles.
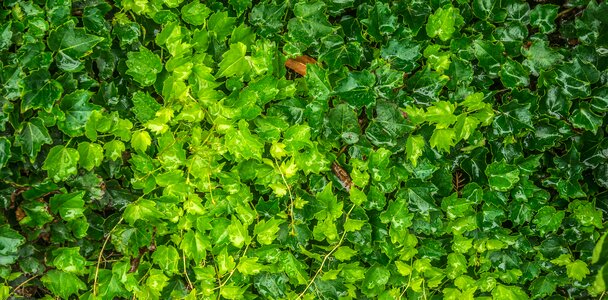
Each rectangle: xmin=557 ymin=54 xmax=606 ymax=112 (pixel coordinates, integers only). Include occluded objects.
xmin=0 ymin=138 xmax=9 ymax=169
xmin=335 ymin=70 xmax=376 ymax=108
xmin=180 ymin=230 xmax=210 ymax=263
xmin=430 ymin=128 xmax=456 ymax=153
xmin=131 ymin=92 xmax=161 ymax=123
xmin=566 ymin=260 xmax=590 ymax=281
xmin=570 ymin=103 xmax=603 ymax=134
xmin=58 ymin=90 xmax=100 ymax=137
xmin=104 ymin=140 xmax=125 ymax=161
xmin=225 ymin=120 xmax=264 ymax=161
xmin=485 ymin=161 xmax=520 ymax=192
xmin=530 ymin=4 xmax=559 ymax=34
xmin=216 ymin=42 xmax=251 ymax=78
xmin=237 ymin=256 xmax=263 ymax=275
xmin=287 ymin=1 xmax=333 ymax=51
xmin=0 ymin=225 xmax=25 ymax=266
xmin=548 ymin=58 xmax=600 ymax=98
xmin=492 ymin=284 xmax=529 ymax=300
xmin=126 ymin=47 xmax=163 ymax=86
xmin=334 ymin=246 xmax=357 ymax=261
xmin=473 ymin=40 xmax=505 ymax=76
xmin=19 ymin=201 xmax=53 ymax=227
xmin=49 ymin=192 xmax=86 ymax=221
xmin=314 ymin=183 xmax=343 ymax=220
xmin=305 ymin=64 xmax=332 ymax=101
xmin=227 ymin=218 xmax=250 ymax=248
xmin=124 ymin=199 xmax=162 ymax=225
xmin=253 ymin=218 xmax=283 ymax=245
xmin=424 ymin=101 xmax=457 ymax=127
xmin=181 ymin=1 xmax=211 ymax=26
xmin=51 ymin=247 xmax=88 ymax=274
xmin=500 ymin=59 xmax=529 ymax=88
xmin=43 ymin=146 xmax=80 ymax=182
xmin=41 ymin=270 xmax=86 ymax=299
xmin=530 ymin=276 xmax=558 ymax=299
xmin=131 ymin=131 xmax=152 ymax=153
xmin=426 ymin=5 xmax=463 ymax=41
xmin=326 ymin=104 xmax=360 ymax=144
xmin=208 ymin=11 xmax=236 ymax=42
xmin=21 ymin=69 xmax=63 ymax=112
xmin=17 ymin=117 xmax=53 ymax=159
xmin=532 ymin=206 xmax=564 ymax=236
xmin=152 ymin=245 xmax=179 ymax=275
xmin=522 ymin=40 xmax=563 ymax=76
xmin=406 ymin=135 xmax=425 ymax=167
xmin=362 ymin=265 xmax=390 ymax=297
xmin=47 ymin=20 xmax=103 ymax=63
xmin=361 ymin=2 xmax=397 ymax=41
xmin=366 ymin=102 xmax=411 ymax=147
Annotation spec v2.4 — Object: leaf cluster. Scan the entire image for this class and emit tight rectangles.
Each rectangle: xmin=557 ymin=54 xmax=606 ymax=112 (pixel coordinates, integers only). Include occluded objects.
xmin=0 ymin=0 xmax=607 ymax=299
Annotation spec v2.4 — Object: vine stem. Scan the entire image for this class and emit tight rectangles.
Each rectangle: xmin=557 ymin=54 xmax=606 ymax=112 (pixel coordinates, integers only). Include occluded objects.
xmin=297 ymin=204 xmax=355 ymax=299
xmin=8 ymin=275 xmax=40 ymax=298
xmin=274 ymin=159 xmax=296 ymax=235
xmin=93 ymin=217 xmax=124 ymax=296
xmin=212 ymin=243 xmax=250 ymax=292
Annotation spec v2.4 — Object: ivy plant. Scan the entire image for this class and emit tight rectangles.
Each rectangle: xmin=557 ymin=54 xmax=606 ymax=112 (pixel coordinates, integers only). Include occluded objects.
xmin=0 ymin=0 xmax=607 ymax=299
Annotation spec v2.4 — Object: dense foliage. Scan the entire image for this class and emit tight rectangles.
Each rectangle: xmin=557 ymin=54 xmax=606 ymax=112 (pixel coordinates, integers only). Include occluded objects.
xmin=1 ymin=0 xmax=607 ymax=299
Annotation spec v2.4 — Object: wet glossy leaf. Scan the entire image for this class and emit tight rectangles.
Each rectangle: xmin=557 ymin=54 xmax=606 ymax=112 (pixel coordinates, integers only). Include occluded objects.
xmin=126 ymin=47 xmax=163 ymax=86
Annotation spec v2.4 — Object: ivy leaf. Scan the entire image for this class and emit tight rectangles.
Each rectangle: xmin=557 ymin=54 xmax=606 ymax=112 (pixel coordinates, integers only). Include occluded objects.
xmin=131 ymin=92 xmax=161 ymax=123
xmin=126 ymin=47 xmax=163 ymax=86
xmin=426 ymin=5 xmax=463 ymax=41
xmin=225 ymin=120 xmax=264 ymax=161
xmin=362 ymin=265 xmax=390 ymax=297
xmin=47 ymin=20 xmax=103 ymax=68
xmin=532 ymin=206 xmax=565 ymax=236
xmin=237 ymin=256 xmax=263 ymax=275
xmin=366 ymin=102 xmax=411 ymax=147
xmin=43 ymin=146 xmax=80 ymax=182
xmin=17 ymin=118 xmax=52 ymax=159
xmin=180 ymin=230 xmax=210 ymax=263
xmin=51 ymin=247 xmax=88 ymax=274
xmin=152 ymin=245 xmax=179 ymax=275
xmin=361 ymin=2 xmax=397 ymax=41
xmin=473 ymin=40 xmax=505 ymax=76
xmin=314 ymin=183 xmax=343 ymax=220
xmin=21 ymin=69 xmax=63 ymax=113
xmin=0 ymin=138 xmax=9 ymax=169
xmin=547 ymin=58 xmax=600 ymax=98
xmin=0 ymin=225 xmax=25 ymax=266
xmin=500 ymin=59 xmax=529 ymax=88
xmin=335 ymin=70 xmax=376 ymax=108
xmin=522 ymin=40 xmax=563 ymax=76
xmin=530 ymin=276 xmax=558 ymax=299
xmin=485 ymin=161 xmax=520 ymax=192
xmin=253 ymin=218 xmax=283 ymax=245
xmin=406 ymin=135 xmax=425 ymax=167
xmin=216 ymin=42 xmax=251 ymax=78
xmin=123 ymin=199 xmax=162 ymax=225
xmin=305 ymin=64 xmax=332 ymax=101
xmin=227 ymin=218 xmax=250 ymax=248
xmin=430 ymin=128 xmax=456 ymax=153
xmin=49 ymin=192 xmax=86 ymax=221
xmin=570 ymin=103 xmax=603 ymax=134
xmin=530 ymin=4 xmax=559 ymax=34
xmin=566 ymin=260 xmax=590 ymax=281
xmin=181 ymin=1 xmax=211 ymax=26
xmin=41 ymin=270 xmax=86 ymax=299
xmin=57 ymin=90 xmax=101 ymax=137
xmin=286 ymin=1 xmax=333 ymax=51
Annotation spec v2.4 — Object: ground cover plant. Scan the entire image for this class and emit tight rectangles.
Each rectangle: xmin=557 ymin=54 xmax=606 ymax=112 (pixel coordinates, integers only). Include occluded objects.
xmin=1 ymin=0 xmax=608 ymax=299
